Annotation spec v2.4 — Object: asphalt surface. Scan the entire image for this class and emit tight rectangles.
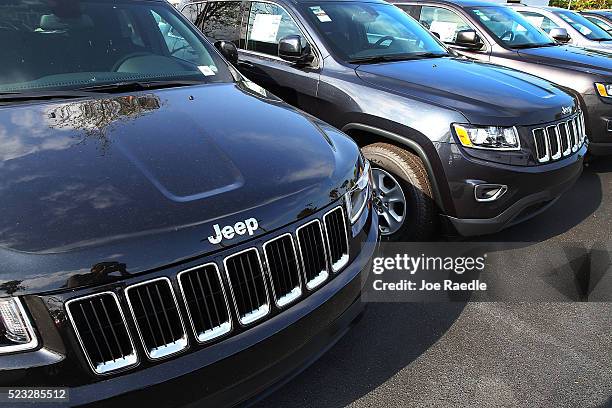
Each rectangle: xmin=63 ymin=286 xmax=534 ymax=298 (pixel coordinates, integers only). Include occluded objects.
xmin=255 ymin=158 xmax=612 ymax=408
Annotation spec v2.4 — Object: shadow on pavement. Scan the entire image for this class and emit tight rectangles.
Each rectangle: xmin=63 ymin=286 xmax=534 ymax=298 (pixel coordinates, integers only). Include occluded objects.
xmin=254 ymin=302 xmax=466 ymax=408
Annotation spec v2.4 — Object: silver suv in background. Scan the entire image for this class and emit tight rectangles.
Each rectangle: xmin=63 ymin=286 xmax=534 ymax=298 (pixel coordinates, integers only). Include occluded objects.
xmin=511 ymin=4 xmax=612 ymax=52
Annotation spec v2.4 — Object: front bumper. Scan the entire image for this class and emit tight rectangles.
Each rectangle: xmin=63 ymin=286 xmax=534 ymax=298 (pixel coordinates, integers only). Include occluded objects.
xmin=1 ymin=207 xmax=378 ymax=407
xmin=437 ymin=143 xmax=586 ymax=237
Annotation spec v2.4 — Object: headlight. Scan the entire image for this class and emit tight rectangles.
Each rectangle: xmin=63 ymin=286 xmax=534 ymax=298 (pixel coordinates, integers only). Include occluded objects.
xmin=345 ymin=158 xmax=372 ymax=224
xmin=452 ymin=124 xmax=520 ymax=150
xmin=0 ymin=297 xmax=38 ymax=353
xmin=595 ymin=83 xmax=612 ymax=98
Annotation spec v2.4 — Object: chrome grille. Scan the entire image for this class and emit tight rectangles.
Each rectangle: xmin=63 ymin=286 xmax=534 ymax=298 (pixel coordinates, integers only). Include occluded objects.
xmin=125 ymin=278 xmax=188 ymax=360
xmin=263 ymin=234 xmax=302 ymax=308
xmin=323 ymin=207 xmax=350 ymax=273
xmin=296 ymin=219 xmax=329 ymax=290
xmin=67 ymin=204 xmax=353 ymax=374
xmin=177 ymin=263 xmax=232 ymax=343
xmin=533 ymin=112 xmax=586 ymax=163
xmin=66 ymin=292 xmax=137 ymax=375
xmin=224 ymin=248 xmax=270 ymax=325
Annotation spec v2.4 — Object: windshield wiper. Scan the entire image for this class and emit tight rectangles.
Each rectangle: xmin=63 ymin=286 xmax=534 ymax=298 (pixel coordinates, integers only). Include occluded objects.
xmin=75 ymin=80 xmax=205 ymax=93
xmin=348 ymin=53 xmax=447 ymax=64
xmin=0 ymin=90 xmax=93 ymax=102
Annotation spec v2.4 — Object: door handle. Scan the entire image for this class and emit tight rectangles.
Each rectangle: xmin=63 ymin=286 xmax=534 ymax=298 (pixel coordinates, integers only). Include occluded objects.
xmin=238 ymin=60 xmax=254 ymax=68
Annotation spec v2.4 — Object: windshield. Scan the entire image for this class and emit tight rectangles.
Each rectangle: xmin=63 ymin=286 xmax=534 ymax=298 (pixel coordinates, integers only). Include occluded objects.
xmin=301 ymin=2 xmax=448 ymax=63
xmin=555 ymin=9 xmax=612 ymax=41
xmin=584 ymin=15 xmax=612 ymax=32
xmin=467 ymin=6 xmax=555 ymax=48
xmin=0 ymin=0 xmax=233 ymax=94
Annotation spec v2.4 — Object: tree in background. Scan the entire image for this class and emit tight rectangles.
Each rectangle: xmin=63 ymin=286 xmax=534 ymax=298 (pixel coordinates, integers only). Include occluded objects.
xmin=549 ymin=0 xmax=612 ymax=10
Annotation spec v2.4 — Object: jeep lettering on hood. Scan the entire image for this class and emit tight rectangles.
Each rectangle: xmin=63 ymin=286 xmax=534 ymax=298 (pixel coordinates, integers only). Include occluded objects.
xmin=208 ymin=218 xmax=259 ymax=244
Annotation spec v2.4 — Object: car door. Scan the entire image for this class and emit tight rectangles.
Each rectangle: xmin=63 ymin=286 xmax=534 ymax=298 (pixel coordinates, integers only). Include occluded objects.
xmin=236 ymin=1 xmax=320 ymax=107
xmin=400 ymin=4 xmax=492 ymax=61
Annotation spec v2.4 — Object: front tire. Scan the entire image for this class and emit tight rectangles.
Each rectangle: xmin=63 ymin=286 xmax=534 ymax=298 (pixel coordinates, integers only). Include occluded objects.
xmin=362 ymin=143 xmax=437 ymax=241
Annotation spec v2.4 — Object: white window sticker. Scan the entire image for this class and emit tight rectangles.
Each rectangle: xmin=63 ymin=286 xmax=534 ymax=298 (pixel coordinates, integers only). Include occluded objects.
xmin=250 ymin=14 xmax=282 ymax=43
xmin=430 ymin=21 xmax=458 ymax=42
xmin=310 ymin=6 xmax=332 ymax=22
xmin=198 ymin=66 xmax=216 ymax=76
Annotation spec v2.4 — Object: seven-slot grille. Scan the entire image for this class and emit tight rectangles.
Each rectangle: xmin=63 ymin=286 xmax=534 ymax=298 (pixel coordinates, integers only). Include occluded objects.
xmin=177 ymin=263 xmax=232 ymax=343
xmin=65 ymin=292 xmax=137 ymax=374
xmin=263 ymin=234 xmax=303 ymax=308
xmin=296 ymin=220 xmax=329 ymax=290
xmin=224 ymin=248 xmax=270 ymax=325
xmin=125 ymin=278 xmax=188 ymax=360
xmin=323 ymin=207 xmax=350 ymax=273
xmin=66 ymin=205 xmax=351 ymax=374
xmin=533 ymin=112 xmax=586 ymax=163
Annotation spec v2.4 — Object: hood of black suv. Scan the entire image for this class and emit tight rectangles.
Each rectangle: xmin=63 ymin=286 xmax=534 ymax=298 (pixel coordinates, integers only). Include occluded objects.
xmin=355 ymin=57 xmax=576 ymax=126
xmin=0 ymin=82 xmax=359 ymax=293
xmin=517 ymin=45 xmax=612 ymax=77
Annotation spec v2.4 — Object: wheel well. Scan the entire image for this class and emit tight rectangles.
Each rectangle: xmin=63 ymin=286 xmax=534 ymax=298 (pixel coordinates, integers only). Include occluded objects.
xmin=343 ymin=126 xmax=450 ymax=217
xmin=345 ymin=128 xmax=418 ymax=154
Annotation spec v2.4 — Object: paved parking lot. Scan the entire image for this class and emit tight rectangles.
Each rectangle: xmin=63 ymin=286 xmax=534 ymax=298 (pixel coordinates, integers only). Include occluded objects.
xmin=255 ymin=158 xmax=612 ymax=408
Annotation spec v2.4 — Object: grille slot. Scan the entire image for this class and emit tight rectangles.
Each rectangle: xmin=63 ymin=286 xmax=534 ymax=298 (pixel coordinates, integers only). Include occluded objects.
xmin=546 ymin=125 xmax=561 ymax=160
xmin=224 ymin=248 xmax=270 ymax=325
xmin=66 ymin=292 xmax=137 ymax=375
xmin=263 ymin=234 xmax=303 ymax=308
xmin=125 ymin=278 xmax=188 ymax=360
xmin=178 ymin=263 xmax=232 ymax=343
xmin=532 ymin=112 xmax=585 ymax=163
xmin=296 ymin=220 xmax=329 ymax=290
xmin=323 ymin=207 xmax=350 ymax=273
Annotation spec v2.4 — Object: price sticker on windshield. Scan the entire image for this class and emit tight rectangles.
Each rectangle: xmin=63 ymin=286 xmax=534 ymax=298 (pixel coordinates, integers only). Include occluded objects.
xmin=310 ymin=6 xmax=332 ymax=22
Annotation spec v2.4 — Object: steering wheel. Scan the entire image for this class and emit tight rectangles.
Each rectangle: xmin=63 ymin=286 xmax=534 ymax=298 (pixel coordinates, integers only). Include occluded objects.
xmin=374 ymin=35 xmax=396 ymax=48
xmin=500 ymin=31 xmax=515 ymax=42
xmin=111 ymin=52 xmax=153 ymax=72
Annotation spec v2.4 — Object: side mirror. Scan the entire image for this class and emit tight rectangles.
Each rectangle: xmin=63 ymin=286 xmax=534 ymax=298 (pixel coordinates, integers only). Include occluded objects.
xmin=432 ymin=31 xmax=441 ymax=39
xmin=455 ymin=29 xmax=483 ymax=50
xmin=278 ymin=35 xmax=313 ymax=64
xmin=549 ymin=27 xmax=571 ymax=43
xmin=214 ymin=40 xmax=238 ymax=65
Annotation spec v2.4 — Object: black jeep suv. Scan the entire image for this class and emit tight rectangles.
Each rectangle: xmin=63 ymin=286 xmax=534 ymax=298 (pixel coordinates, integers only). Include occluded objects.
xmin=184 ymin=0 xmax=586 ymax=240
xmin=0 ymin=0 xmax=378 ymax=406
xmin=392 ymin=0 xmax=612 ymax=156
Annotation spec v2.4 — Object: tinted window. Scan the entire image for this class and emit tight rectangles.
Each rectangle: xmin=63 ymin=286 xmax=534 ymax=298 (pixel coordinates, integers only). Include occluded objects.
xmin=519 ymin=11 xmax=559 ymax=33
xmin=200 ymin=1 xmax=244 ymax=46
xmin=301 ymin=2 xmax=447 ymax=62
xmin=181 ymin=3 xmax=205 ymax=25
xmin=585 ymin=15 xmax=612 ymax=32
xmin=468 ymin=6 xmax=555 ymax=48
xmin=396 ymin=4 xmax=421 ymax=20
xmin=0 ymin=0 xmax=233 ymax=93
xmin=246 ymin=2 xmax=302 ymax=56
xmin=419 ymin=6 xmax=472 ymax=43
xmin=556 ymin=9 xmax=612 ymax=40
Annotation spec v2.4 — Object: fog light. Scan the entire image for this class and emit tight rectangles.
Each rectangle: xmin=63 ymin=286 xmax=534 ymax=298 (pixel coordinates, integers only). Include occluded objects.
xmin=474 ymin=184 xmax=508 ymax=202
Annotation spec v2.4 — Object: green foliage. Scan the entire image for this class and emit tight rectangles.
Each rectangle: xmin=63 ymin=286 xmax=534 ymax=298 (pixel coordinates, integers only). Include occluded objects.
xmin=549 ymin=0 xmax=612 ymax=10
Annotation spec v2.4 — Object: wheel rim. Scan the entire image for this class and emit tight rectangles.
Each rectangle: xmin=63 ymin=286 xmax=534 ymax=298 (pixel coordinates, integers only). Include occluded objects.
xmin=371 ymin=168 xmax=407 ymax=236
